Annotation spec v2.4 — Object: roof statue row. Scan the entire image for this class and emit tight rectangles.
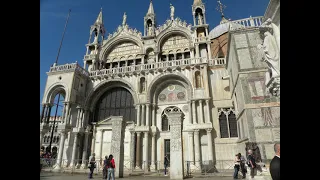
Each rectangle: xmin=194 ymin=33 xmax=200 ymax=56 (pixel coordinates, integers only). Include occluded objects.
xmin=104 ymin=3 xmax=193 ymax=42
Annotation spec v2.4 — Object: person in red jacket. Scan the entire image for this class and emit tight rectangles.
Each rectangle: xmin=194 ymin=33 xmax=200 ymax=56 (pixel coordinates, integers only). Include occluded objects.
xmin=106 ymin=154 xmax=115 ymax=180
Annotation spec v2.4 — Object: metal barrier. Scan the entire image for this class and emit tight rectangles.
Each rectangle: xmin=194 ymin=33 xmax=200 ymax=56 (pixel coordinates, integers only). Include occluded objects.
xmin=184 ymin=160 xmax=235 ymax=177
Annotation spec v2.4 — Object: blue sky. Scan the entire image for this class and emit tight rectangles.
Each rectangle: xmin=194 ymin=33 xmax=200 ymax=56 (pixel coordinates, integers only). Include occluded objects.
xmin=40 ymin=0 xmax=270 ymax=113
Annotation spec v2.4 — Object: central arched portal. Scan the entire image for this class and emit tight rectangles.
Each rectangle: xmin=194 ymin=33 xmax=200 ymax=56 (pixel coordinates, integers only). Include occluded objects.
xmin=94 ymin=87 xmax=136 ymax=122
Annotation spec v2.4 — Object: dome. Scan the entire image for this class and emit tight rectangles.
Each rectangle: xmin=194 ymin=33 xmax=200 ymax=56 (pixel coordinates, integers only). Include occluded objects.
xmin=209 ymin=17 xmax=245 ymax=39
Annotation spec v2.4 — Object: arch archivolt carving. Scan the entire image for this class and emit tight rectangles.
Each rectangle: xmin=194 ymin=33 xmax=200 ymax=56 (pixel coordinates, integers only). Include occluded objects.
xmin=147 ymin=72 xmax=193 ymax=103
xmin=100 ymin=35 xmax=144 ymax=62
xmin=43 ymin=82 xmax=68 ymax=104
xmin=84 ymin=79 xmax=138 ymax=111
xmin=156 ymin=29 xmax=193 ymax=54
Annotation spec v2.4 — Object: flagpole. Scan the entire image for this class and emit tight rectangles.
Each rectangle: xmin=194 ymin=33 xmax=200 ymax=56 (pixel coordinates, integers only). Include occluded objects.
xmin=54 ymin=9 xmax=71 ymax=66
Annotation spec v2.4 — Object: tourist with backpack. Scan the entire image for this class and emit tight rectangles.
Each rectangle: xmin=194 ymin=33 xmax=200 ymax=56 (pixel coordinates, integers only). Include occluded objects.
xmin=247 ymin=150 xmax=256 ymax=179
xmin=106 ymin=154 xmax=115 ymax=180
xmin=103 ymin=155 xmax=109 ymax=179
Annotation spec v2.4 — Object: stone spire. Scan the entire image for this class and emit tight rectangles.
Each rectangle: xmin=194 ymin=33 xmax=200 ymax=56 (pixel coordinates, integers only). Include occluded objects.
xmin=95 ymin=8 xmax=103 ymax=25
xmin=147 ymin=0 xmax=154 ymax=15
xmin=193 ymin=0 xmax=203 ymax=5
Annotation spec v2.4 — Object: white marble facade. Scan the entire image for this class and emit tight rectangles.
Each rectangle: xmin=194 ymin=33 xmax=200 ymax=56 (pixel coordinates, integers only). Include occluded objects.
xmin=40 ymin=0 xmax=280 ymax=176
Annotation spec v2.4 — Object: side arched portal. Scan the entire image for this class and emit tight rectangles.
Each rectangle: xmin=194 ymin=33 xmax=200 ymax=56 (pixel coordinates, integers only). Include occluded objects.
xmin=93 ymin=87 xmax=136 ymax=123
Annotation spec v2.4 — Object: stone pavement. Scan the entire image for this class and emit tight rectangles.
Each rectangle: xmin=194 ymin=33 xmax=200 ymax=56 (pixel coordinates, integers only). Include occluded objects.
xmin=40 ymin=172 xmax=271 ymax=180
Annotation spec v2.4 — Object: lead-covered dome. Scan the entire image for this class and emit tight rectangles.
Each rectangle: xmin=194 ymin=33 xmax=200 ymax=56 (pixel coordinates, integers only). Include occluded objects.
xmin=209 ymin=17 xmax=244 ymax=39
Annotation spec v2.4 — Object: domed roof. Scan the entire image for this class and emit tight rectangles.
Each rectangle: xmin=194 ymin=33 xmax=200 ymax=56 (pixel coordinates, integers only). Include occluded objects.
xmin=209 ymin=17 xmax=245 ymax=39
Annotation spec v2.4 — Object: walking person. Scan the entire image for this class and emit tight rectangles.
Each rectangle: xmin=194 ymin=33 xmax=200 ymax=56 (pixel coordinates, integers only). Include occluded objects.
xmin=239 ymin=153 xmax=247 ymax=179
xmin=164 ymin=154 xmax=170 ymax=176
xmin=103 ymin=155 xmax=109 ymax=179
xmin=233 ymin=153 xmax=241 ymax=179
xmin=106 ymin=154 xmax=115 ymax=180
xmin=247 ymin=150 xmax=256 ymax=179
xmin=269 ymin=143 xmax=280 ymax=180
xmin=88 ymin=153 xmax=96 ymax=179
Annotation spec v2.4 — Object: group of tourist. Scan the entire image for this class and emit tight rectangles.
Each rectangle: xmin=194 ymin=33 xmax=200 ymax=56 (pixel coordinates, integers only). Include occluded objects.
xmin=88 ymin=153 xmax=116 ymax=180
xmin=233 ymin=143 xmax=280 ymax=180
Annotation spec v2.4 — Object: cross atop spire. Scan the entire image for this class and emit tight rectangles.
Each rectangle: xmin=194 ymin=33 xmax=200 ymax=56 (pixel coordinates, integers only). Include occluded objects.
xmin=216 ymin=0 xmax=226 ymax=17
xmin=147 ymin=0 xmax=155 ymax=15
xmin=95 ymin=8 xmax=103 ymax=25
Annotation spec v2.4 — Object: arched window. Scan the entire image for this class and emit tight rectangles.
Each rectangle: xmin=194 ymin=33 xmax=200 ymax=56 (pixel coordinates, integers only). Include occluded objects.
xmin=47 ymin=136 xmax=51 ymax=143
xmin=94 ymin=87 xmax=136 ymax=122
xmin=56 ymin=136 xmax=60 ymax=143
xmin=140 ymin=77 xmax=146 ymax=93
xmin=195 ymin=71 xmax=202 ymax=88
xmin=53 ymin=136 xmax=57 ymax=143
xmin=228 ymin=111 xmax=238 ymax=137
xmin=43 ymin=136 xmax=47 ymax=143
xmin=161 ymin=113 xmax=170 ymax=131
xmin=218 ymin=108 xmax=238 ymax=138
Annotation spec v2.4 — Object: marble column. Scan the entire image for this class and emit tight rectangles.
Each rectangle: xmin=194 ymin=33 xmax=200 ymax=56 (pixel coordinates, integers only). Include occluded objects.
xmin=135 ymin=132 xmax=141 ymax=169
xmin=166 ymin=109 xmax=184 ymax=179
xmin=76 ymin=106 xmax=81 ymax=127
xmin=40 ymin=104 xmax=46 ymax=123
xmin=190 ymin=49 xmax=194 ymax=58
xmin=69 ymin=133 xmax=79 ymax=168
xmin=54 ymin=130 xmax=67 ymax=170
xmin=45 ymin=104 xmax=52 ymax=124
xmin=188 ymin=132 xmax=194 ymax=164
xmin=141 ymin=104 xmax=145 ymax=126
xmin=136 ymin=105 xmax=141 ymax=126
xmin=207 ymin=43 xmax=212 ymax=59
xmin=40 ymin=131 xmax=46 ymax=148
xmin=146 ymin=104 xmax=150 ymax=126
xmin=144 ymin=132 xmax=149 ymax=172
xmin=151 ymin=132 xmax=156 ymax=171
xmin=61 ymin=102 xmax=67 ymax=123
xmin=194 ymin=129 xmax=201 ymax=167
xmin=90 ymin=125 xmax=96 ymax=154
xmin=192 ymin=101 xmax=197 ymax=124
xmin=110 ymin=117 xmax=125 ymax=178
xmin=66 ymin=103 xmax=72 ymax=125
xmin=130 ymin=130 xmax=136 ymax=170
xmin=97 ymin=129 xmax=104 ymax=160
xmin=188 ymin=102 xmax=192 ymax=124
xmin=206 ymin=129 xmax=214 ymax=163
xmin=151 ymin=104 xmax=156 ymax=126
xmin=81 ymin=131 xmax=89 ymax=169
xmin=195 ymin=44 xmax=200 ymax=58
xmin=199 ymin=100 xmax=204 ymax=123
xmin=205 ymin=100 xmax=211 ymax=123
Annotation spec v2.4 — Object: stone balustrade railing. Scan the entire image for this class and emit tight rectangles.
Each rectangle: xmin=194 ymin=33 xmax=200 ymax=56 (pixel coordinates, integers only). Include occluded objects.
xmin=231 ymin=16 xmax=264 ymax=29
xmin=208 ymin=58 xmax=226 ymax=66
xmin=41 ymin=116 xmax=64 ymax=124
xmin=89 ymin=57 xmax=226 ymax=78
xmin=48 ymin=63 xmax=89 ymax=76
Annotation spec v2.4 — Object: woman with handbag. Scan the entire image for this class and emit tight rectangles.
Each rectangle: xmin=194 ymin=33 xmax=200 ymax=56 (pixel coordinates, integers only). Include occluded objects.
xmin=233 ymin=153 xmax=241 ymax=179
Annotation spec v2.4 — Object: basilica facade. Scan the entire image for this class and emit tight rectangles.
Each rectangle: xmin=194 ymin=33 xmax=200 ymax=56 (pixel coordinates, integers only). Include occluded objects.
xmin=40 ymin=0 xmax=280 ymax=177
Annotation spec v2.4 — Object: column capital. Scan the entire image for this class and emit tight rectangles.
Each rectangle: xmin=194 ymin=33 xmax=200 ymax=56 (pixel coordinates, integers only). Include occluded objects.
xmin=199 ymin=99 xmax=203 ymax=104
xmin=141 ymin=104 xmax=145 ymax=107
xmin=194 ymin=129 xmax=200 ymax=134
xmin=46 ymin=103 xmax=54 ymax=107
xmin=98 ymin=129 xmax=104 ymax=132
xmin=206 ymin=128 xmax=212 ymax=133
xmin=152 ymin=132 xmax=156 ymax=137
xmin=205 ymin=99 xmax=210 ymax=103
xmin=188 ymin=131 xmax=194 ymax=136
xmin=136 ymin=132 xmax=141 ymax=136
xmin=76 ymin=105 xmax=82 ymax=109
